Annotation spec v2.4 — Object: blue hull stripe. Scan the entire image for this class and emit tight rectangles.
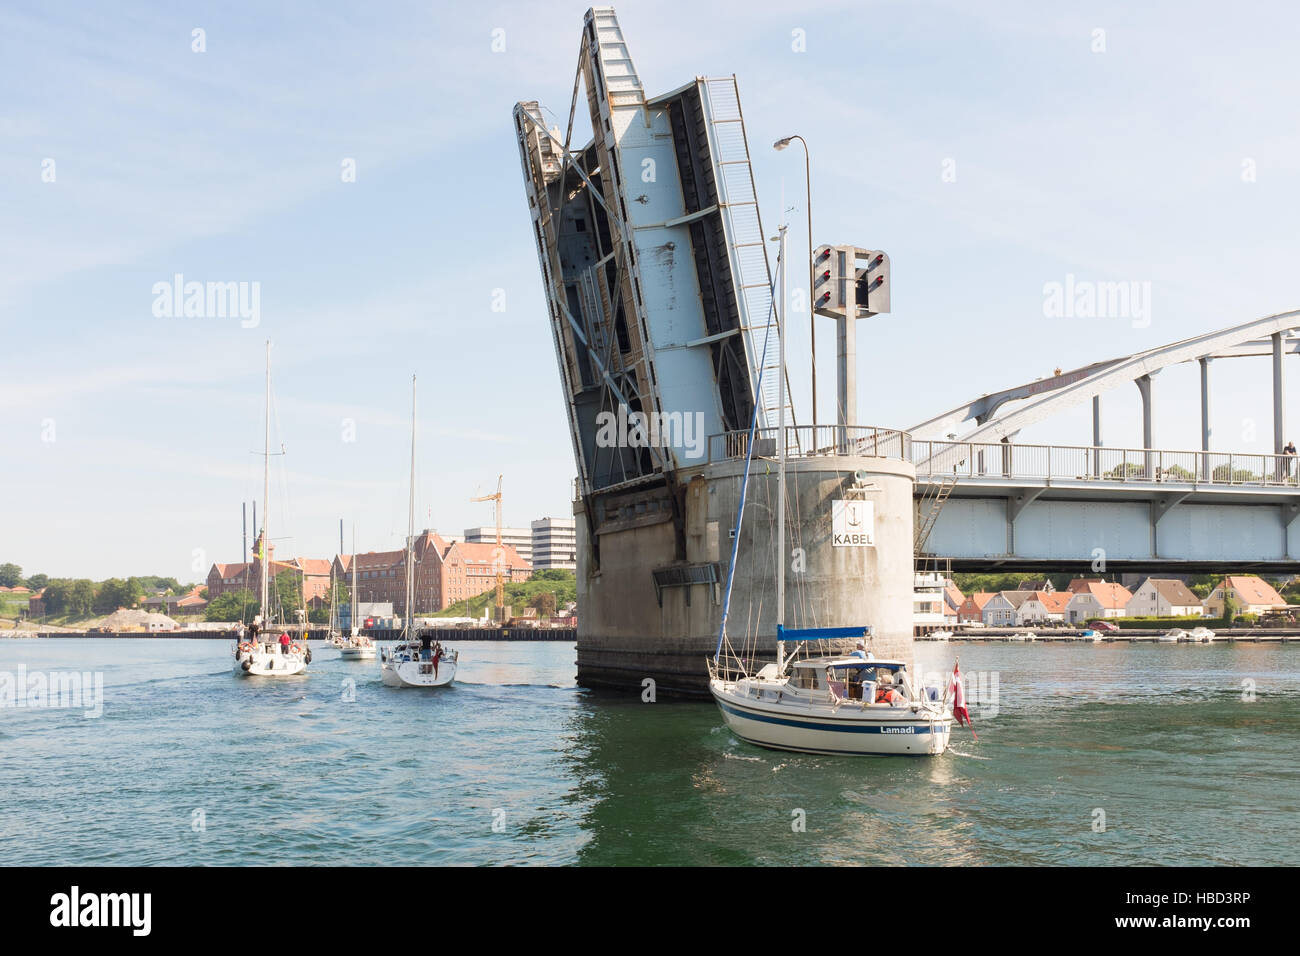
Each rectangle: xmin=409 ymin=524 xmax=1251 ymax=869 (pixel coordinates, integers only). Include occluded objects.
xmin=730 ymin=731 xmax=937 ymax=757
xmin=716 ymin=698 xmax=946 ymax=736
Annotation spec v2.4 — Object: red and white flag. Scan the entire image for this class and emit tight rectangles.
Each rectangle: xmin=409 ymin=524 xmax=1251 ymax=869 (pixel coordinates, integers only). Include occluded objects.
xmin=949 ymin=662 xmax=978 ymax=740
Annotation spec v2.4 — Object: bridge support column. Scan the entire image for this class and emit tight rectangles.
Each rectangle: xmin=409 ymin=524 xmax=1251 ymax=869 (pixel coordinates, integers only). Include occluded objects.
xmin=1137 ymin=374 xmax=1155 ymax=477
xmin=1284 ymin=503 xmax=1300 ymax=560
xmin=1092 ymin=395 xmax=1102 ymax=477
xmin=1273 ymin=331 xmax=1286 ymax=454
xmin=1150 ymin=493 xmax=1189 ymax=559
xmin=1200 ymin=357 xmax=1212 ymax=480
xmin=1006 ymin=487 xmax=1043 ymax=556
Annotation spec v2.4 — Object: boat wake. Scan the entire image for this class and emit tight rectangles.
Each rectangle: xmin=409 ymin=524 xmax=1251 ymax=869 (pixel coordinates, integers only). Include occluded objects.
xmin=946 ymin=748 xmax=991 ymax=760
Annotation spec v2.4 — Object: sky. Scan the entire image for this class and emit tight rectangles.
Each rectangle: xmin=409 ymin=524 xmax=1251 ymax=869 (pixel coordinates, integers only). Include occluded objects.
xmin=3 ymin=0 xmax=1299 ymax=581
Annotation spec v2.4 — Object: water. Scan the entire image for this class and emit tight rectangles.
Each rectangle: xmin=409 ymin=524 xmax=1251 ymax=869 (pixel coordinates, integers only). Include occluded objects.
xmin=1 ymin=639 xmax=1297 ymax=865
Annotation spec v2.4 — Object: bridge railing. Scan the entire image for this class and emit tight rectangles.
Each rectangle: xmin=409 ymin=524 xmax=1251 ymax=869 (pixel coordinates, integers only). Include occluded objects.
xmin=913 ymin=440 xmax=1300 ymax=487
xmin=708 ymin=425 xmax=912 ymax=463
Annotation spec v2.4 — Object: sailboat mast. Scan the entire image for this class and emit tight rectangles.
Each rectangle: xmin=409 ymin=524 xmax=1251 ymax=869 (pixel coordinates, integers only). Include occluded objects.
xmin=776 ymin=225 xmax=788 ymax=667
xmin=405 ymin=375 xmax=417 ymax=638
xmin=261 ymin=340 xmax=271 ymax=621
xmin=351 ymin=524 xmax=358 ymax=635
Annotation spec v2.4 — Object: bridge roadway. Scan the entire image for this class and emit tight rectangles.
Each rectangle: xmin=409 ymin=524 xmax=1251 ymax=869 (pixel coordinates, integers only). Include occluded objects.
xmin=914 ymin=439 xmax=1300 ymax=572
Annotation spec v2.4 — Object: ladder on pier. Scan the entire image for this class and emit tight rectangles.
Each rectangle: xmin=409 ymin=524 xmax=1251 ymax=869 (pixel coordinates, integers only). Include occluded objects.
xmin=915 ymin=475 xmax=957 ymax=554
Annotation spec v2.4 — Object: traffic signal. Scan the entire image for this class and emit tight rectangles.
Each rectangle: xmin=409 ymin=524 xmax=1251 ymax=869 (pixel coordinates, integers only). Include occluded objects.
xmin=812 ymin=244 xmax=842 ymax=315
xmin=812 ymin=245 xmax=890 ymax=317
xmin=854 ymin=250 xmax=890 ymax=315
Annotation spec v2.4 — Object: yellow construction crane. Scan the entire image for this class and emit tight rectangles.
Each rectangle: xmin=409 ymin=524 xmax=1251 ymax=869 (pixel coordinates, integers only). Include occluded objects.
xmin=470 ymin=474 xmax=505 ymax=620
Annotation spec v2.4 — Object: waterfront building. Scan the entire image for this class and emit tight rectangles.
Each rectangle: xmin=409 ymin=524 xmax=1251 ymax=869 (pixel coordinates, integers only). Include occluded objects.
xmin=957 ymin=592 xmax=994 ymax=624
xmin=912 ymin=571 xmax=949 ymax=632
xmin=1018 ymin=590 xmax=1070 ymax=624
xmin=1202 ymin=575 xmax=1287 ymax=617
xmin=464 ymin=526 xmax=533 ymax=564
xmin=982 ymin=590 xmax=1036 ymax=627
xmin=335 ymin=530 xmax=532 ymax=615
xmin=206 ymin=562 xmax=253 ymax=599
xmin=1065 ymin=581 xmax=1133 ymax=623
xmin=531 ymin=517 xmax=577 ymax=570
xmin=1126 ymin=578 xmax=1205 ymax=617
xmin=206 ymin=536 xmax=331 ymax=611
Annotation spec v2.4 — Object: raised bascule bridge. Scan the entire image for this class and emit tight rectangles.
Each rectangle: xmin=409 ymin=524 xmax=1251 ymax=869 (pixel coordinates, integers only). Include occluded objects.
xmin=515 ymin=8 xmax=1300 ymax=696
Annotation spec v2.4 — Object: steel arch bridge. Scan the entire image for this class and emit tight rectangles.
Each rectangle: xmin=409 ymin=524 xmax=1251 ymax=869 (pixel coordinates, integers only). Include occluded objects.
xmin=909 ymin=311 xmax=1300 ymax=572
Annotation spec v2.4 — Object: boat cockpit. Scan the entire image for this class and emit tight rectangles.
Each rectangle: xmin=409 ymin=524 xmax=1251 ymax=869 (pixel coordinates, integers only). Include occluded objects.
xmin=787 ymin=657 xmax=915 ymax=705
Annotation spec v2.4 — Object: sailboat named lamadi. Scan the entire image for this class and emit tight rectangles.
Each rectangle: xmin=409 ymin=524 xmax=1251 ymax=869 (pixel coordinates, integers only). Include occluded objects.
xmin=706 ymin=223 xmax=949 ymax=754
xmin=378 ymin=374 xmax=458 ymax=688
xmin=234 ymin=340 xmax=310 ymax=678
xmin=709 ymin=627 xmax=951 ymax=756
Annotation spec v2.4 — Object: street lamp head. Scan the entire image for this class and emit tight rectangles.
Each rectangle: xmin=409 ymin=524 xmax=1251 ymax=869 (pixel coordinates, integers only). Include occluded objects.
xmin=773 ymin=136 xmax=795 ymax=151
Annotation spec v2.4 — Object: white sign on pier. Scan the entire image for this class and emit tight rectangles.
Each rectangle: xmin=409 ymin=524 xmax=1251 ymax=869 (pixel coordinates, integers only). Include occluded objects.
xmin=831 ymin=499 xmax=874 ymax=547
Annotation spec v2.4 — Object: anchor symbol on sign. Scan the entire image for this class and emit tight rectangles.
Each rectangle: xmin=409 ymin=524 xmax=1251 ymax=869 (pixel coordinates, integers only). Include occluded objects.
xmin=846 ymin=503 xmax=862 ymax=528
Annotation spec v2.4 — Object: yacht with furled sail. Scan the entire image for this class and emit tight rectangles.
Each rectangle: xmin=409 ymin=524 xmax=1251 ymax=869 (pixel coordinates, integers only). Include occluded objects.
xmin=380 ymin=375 xmax=457 ymax=687
xmin=706 ymin=225 xmax=952 ymax=755
xmin=234 ymin=341 xmax=310 ymax=678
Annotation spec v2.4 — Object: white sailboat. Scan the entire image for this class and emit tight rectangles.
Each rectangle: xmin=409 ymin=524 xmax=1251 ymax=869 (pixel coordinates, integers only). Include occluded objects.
xmin=707 ymin=224 xmax=952 ymax=756
xmin=380 ymin=375 xmax=458 ymax=688
xmin=340 ymin=528 xmax=375 ymax=660
xmin=234 ymin=341 xmax=310 ymax=678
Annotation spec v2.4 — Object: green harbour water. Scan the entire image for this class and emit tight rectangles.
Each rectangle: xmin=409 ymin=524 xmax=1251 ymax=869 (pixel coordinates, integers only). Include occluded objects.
xmin=1 ymin=639 xmax=1296 ymax=866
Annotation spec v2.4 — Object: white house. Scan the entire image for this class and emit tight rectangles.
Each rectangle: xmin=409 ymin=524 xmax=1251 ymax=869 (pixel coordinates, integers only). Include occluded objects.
xmin=1203 ymin=576 xmax=1287 ymax=617
xmin=983 ymin=590 xmax=1036 ymax=626
xmin=1065 ymin=582 xmax=1133 ymax=623
xmin=1019 ymin=591 xmax=1071 ymax=624
xmin=1126 ymin=578 xmax=1204 ymax=617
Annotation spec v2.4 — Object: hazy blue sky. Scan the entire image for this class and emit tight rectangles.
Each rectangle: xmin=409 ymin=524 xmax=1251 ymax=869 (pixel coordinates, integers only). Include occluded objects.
xmin=4 ymin=0 xmax=1299 ymax=580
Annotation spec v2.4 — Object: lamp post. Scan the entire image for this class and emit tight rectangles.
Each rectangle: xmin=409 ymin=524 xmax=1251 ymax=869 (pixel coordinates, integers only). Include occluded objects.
xmin=774 ymin=134 xmax=815 ymax=427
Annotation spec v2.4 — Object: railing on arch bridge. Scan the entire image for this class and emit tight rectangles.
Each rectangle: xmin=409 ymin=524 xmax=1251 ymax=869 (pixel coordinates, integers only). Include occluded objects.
xmin=912 ymin=440 xmax=1300 ymax=488
xmin=707 ymin=425 xmax=913 ymax=464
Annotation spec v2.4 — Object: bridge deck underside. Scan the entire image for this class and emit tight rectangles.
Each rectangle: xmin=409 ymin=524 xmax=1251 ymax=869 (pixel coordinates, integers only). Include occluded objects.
xmin=917 ymin=481 xmax=1300 ymax=571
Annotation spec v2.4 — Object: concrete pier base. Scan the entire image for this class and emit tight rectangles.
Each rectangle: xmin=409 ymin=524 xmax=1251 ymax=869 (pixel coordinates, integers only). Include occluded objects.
xmin=575 ymin=454 xmax=916 ymax=697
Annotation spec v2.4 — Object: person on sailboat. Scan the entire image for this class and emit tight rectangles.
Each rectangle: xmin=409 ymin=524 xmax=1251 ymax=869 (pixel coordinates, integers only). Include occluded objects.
xmin=875 ymin=672 xmax=905 ymax=705
xmin=279 ymin=631 xmax=291 ymax=655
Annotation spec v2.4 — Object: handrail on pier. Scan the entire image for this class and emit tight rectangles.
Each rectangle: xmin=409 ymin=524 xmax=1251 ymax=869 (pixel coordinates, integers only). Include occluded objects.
xmin=708 ymin=425 xmax=913 ymax=464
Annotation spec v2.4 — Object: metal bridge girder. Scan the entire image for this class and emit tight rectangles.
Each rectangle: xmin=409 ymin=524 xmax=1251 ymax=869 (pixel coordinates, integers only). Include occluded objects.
xmin=914 ymin=310 xmax=1300 ymax=468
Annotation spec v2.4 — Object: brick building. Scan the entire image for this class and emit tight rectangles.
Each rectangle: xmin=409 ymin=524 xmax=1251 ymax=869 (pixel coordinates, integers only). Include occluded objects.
xmin=206 ymin=534 xmax=331 ymax=610
xmin=335 ymin=530 xmax=532 ymax=616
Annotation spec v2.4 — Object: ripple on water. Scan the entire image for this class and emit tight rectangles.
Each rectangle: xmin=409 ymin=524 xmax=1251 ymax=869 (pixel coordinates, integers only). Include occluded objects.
xmin=2 ymin=639 xmax=1297 ymax=864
